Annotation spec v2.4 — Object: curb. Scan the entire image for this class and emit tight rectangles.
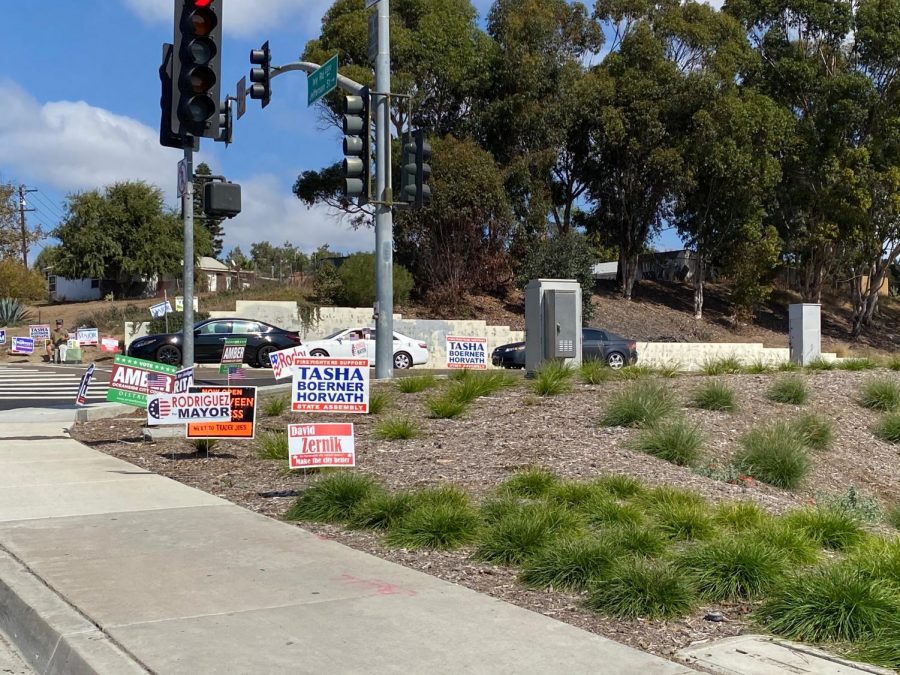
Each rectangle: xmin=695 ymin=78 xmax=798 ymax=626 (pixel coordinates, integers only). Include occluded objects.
xmin=75 ymin=404 xmax=136 ymax=424
xmin=0 ymin=550 xmax=147 ymax=675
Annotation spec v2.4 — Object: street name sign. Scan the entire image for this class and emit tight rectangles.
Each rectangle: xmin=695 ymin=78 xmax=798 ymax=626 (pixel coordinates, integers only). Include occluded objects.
xmin=307 ymin=54 xmax=338 ymax=107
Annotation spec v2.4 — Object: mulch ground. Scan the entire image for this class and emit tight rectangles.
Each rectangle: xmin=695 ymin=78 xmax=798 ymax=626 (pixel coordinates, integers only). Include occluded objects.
xmin=72 ymin=369 xmax=900 ymax=664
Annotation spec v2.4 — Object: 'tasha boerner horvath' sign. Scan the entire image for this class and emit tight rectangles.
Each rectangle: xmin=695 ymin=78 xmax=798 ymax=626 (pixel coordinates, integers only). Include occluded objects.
xmin=106 ymin=355 xmax=177 ymax=408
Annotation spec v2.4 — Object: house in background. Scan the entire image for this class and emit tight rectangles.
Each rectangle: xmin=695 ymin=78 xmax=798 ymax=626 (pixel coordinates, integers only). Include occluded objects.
xmin=592 ymin=250 xmax=705 ymax=284
xmin=48 ymin=276 xmax=102 ymax=302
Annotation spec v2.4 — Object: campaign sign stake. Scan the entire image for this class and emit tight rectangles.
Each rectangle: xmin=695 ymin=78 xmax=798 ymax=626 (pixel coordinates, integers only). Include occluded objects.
xmin=446 ymin=336 xmax=488 ymax=369
xmin=288 ymin=423 xmax=355 ymax=468
xmin=291 ymin=358 xmax=369 ymax=413
xmin=75 ymin=364 xmax=95 ymax=406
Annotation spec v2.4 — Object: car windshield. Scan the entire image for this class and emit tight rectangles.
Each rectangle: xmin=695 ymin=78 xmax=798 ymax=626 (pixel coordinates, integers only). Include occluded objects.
xmin=323 ymin=329 xmax=347 ymax=339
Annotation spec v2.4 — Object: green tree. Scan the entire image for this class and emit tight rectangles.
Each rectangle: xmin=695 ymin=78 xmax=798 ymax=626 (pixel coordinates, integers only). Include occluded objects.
xmin=225 ymin=245 xmax=252 ymax=270
xmin=249 ymin=241 xmax=308 ymax=280
xmin=191 ymin=162 xmax=222 ymax=258
xmin=515 ymin=230 xmax=596 ymax=320
xmin=53 ymin=181 xmax=192 ymax=297
xmin=335 ymin=251 xmax=414 ymax=307
xmin=0 ymin=259 xmax=46 ymax=301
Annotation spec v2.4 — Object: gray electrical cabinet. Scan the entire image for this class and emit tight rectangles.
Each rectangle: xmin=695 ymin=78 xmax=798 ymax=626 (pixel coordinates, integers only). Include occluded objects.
xmin=525 ymin=279 xmax=582 ymax=373
xmin=789 ymin=303 xmax=821 ymax=366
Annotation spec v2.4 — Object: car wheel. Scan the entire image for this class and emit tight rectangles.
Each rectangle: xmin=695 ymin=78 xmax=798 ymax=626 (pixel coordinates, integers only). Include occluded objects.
xmin=156 ymin=344 xmax=182 ymax=366
xmin=310 ymin=349 xmax=329 ymax=358
xmin=393 ymin=351 xmax=412 ymax=369
xmin=606 ymin=351 xmax=626 ymax=369
xmin=255 ymin=345 xmax=276 ymax=368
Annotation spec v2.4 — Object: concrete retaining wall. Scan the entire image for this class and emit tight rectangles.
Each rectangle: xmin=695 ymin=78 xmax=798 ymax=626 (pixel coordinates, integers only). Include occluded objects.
xmin=125 ymin=301 xmax=834 ymax=371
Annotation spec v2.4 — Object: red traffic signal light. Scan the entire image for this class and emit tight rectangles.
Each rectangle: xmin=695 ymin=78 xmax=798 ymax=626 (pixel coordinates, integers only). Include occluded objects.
xmin=171 ymin=0 xmax=223 ymax=138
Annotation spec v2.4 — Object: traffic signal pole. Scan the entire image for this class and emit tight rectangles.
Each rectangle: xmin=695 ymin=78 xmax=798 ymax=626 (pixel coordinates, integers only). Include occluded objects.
xmin=182 ymin=147 xmax=195 ymax=369
xmin=373 ymin=0 xmax=394 ymax=380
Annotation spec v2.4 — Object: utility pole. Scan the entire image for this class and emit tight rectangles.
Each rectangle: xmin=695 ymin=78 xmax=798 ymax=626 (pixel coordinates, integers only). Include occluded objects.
xmin=182 ymin=148 xmax=195 ymax=369
xmin=17 ymin=185 xmax=36 ymax=268
xmin=374 ymin=0 xmax=394 ymax=380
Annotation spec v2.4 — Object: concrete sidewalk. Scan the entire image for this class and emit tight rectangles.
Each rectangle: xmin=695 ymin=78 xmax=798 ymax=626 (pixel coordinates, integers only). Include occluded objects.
xmin=0 ymin=422 xmax=697 ymax=675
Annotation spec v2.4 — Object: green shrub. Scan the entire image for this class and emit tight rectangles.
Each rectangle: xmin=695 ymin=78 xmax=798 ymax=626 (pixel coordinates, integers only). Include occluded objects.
xmin=384 ymin=500 xmax=481 ymax=550
xmin=351 ymin=492 xmax=416 ymax=530
xmin=520 ymin=537 xmax=619 ymax=590
xmin=147 ymin=310 xmax=210 ymax=335
xmin=374 ymin=416 xmax=420 ymax=440
xmin=616 ymin=365 xmax=655 ymax=380
xmin=845 ymin=536 xmax=900 ymax=587
xmin=73 ymin=303 xmax=146 ymax=334
xmin=745 ymin=520 xmax=820 ymax=565
xmin=474 ymin=503 xmax=581 ymax=565
xmin=733 ymin=423 xmax=811 ymax=489
xmin=580 ymin=358 xmax=612 ymax=385
xmin=285 ymin=473 xmax=381 ymax=523
xmin=412 ymin=485 xmax=471 ymax=509
xmin=653 ymin=501 xmax=717 ymax=541
xmin=655 ymin=362 xmax=682 ymax=378
xmin=333 ymin=252 xmax=414 ymax=306
xmin=713 ymin=501 xmax=768 ymax=531
xmin=783 ymin=507 xmax=865 ymax=551
xmin=586 ymin=558 xmax=697 ymax=619
xmin=678 ymin=537 xmax=787 ymax=601
xmin=889 ymin=503 xmax=900 ymax=530
xmin=638 ymin=485 xmax=705 ymax=510
xmin=368 ymin=390 xmax=390 ymax=415
xmin=743 ymin=359 xmax=772 ymax=374
xmin=692 ymin=380 xmax=737 ymax=412
xmin=874 ymin=412 xmax=900 ymax=443
xmin=191 ymin=438 xmax=218 ymax=454
xmin=790 ymin=413 xmax=833 ymax=451
xmin=805 ymin=357 xmax=836 ymax=372
xmin=820 ymin=487 xmax=883 ymax=524
xmin=603 ymin=523 xmax=669 ymax=558
xmin=582 ymin=494 xmax=645 ymax=528
xmin=426 ymin=395 xmax=468 ymax=419
xmin=851 ymin=629 xmax=900 ymax=671
xmin=767 ymin=376 xmax=809 ymax=405
xmin=498 ymin=467 xmax=558 ymax=498
xmin=594 ymin=475 xmax=645 ymax=499
xmin=632 ymin=418 xmax=704 ymax=467
xmin=447 ymin=371 xmax=514 ymax=404
xmin=530 ymin=360 xmax=574 ymax=397
xmin=262 ymin=395 xmax=290 ymax=417
xmin=600 ymin=381 xmax=677 ymax=428
xmin=837 ymin=357 xmax=878 ymax=371
xmin=0 ymin=260 xmax=47 ymax=301
xmin=255 ymin=431 xmax=289 ymax=460
xmin=0 ymin=297 xmax=33 ymax=326
xmin=759 ymin=565 xmax=900 ymax=642
xmin=548 ymin=480 xmax=603 ymax=509
xmin=859 ymin=377 xmax=900 ymax=411
xmin=702 ymin=356 xmax=743 ymax=376
xmin=777 ymin=361 xmax=801 ymax=372
xmin=396 ymin=374 xmax=437 ymax=393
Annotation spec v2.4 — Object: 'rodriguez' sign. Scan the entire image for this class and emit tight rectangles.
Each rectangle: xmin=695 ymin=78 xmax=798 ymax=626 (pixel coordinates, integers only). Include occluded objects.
xmin=291 ymin=358 xmax=369 ymax=413
xmin=446 ymin=336 xmax=488 ymax=369
xmin=146 ymin=391 xmax=232 ymax=425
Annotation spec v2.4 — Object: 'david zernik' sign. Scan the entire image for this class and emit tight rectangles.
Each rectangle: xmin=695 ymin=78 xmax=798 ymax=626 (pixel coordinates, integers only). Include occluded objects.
xmin=291 ymin=358 xmax=369 ymax=413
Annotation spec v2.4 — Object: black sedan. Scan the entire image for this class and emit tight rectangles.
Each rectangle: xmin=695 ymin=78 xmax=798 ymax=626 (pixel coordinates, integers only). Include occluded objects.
xmin=491 ymin=328 xmax=638 ymax=369
xmin=127 ymin=318 xmax=302 ymax=367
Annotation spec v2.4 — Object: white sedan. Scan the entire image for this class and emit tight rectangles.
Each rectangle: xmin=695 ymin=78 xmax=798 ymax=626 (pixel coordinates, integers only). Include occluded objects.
xmin=303 ymin=327 xmax=429 ymax=369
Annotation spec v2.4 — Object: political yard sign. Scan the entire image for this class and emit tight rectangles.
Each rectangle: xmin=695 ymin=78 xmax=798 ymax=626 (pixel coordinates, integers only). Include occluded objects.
xmin=11 ymin=337 xmax=34 ymax=354
xmin=219 ymin=337 xmax=247 ymax=374
xmin=106 ymin=355 xmax=177 ymax=407
xmin=147 ymin=390 xmax=232 ymax=426
xmin=101 ymin=337 xmax=120 ymax=353
xmin=291 ymin=358 xmax=369 ymax=413
xmin=76 ymin=328 xmax=99 ymax=346
xmin=187 ymin=386 xmax=257 ymax=439
xmin=0 ymin=329 xmax=5 ymax=345
xmin=288 ymin=423 xmax=355 ymax=468
xmin=175 ymin=367 xmax=194 ymax=393
xmin=29 ymin=324 xmax=51 ymax=341
xmin=446 ymin=336 xmax=488 ymax=369
xmin=269 ymin=344 xmax=309 ymax=380
xmin=75 ymin=364 xmax=95 ymax=406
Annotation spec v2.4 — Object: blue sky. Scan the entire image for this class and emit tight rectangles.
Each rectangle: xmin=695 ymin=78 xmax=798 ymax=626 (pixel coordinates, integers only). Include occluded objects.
xmin=0 ymin=0 xmax=686 ymax=265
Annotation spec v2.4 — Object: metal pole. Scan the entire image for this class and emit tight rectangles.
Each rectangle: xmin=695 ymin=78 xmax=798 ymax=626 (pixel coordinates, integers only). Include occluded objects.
xmin=374 ymin=0 xmax=394 ymax=380
xmin=182 ymin=147 xmax=195 ymax=369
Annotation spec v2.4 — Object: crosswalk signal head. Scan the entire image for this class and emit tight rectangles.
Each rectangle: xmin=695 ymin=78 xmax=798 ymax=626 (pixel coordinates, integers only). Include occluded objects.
xmin=249 ymin=41 xmax=272 ymax=108
xmin=342 ymin=92 xmax=370 ymax=205
xmin=172 ymin=0 xmax=223 ymax=139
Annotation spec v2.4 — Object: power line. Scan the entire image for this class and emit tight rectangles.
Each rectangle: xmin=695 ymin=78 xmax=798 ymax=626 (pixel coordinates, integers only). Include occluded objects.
xmin=33 ymin=190 xmax=65 ymax=220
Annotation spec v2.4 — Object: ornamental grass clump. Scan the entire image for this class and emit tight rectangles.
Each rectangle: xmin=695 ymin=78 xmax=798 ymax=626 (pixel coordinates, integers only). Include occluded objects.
xmin=284 ymin=473 xmax=381 ymax=523
xmin=873 ymin=412 xmax=900 ymax=443
xmin=581 ymin=494 xmax=644 ymax=528
xmin=845 ymin=536 xmax=900 ymax=587
xmin=783 ymin=507 xmax=865 ymax=551
xmin=350 ymin=492 xmax=416 ymax=530
xmin=255 ymin=431 xmax=289 ymax=461
xmin=594 ymin=475 xmax=645 ymax=499
xmin=498 ymin=467 xmax=558 ymax=499
xmin=384 ymin=500 xmax=481 ymax=550
xmin=702 ymin=356 xmax=743 ymax=376
xmin=851 ymin=629 xmax=900 ymax=671
xmin=586 ymin=558 xmax=697 ymax=619
xmin=790 ymin=412 xmax=834 ymax=451
xmin=712 ymin=501 xmax=768 ymax=532
xmin=838 ymin=357 xmax=878 ymax=371
xmin=692 ymin=380 xmax=737 ymax=412
xmin=474 ymin=502 xmax=581 ymax=565
xmin=603 ymin=523 xmax=669 ymax=558
xmin=767 ymin=376 xmax=809 ymax=405
xmin=759 ymin=565 xmax=900 ymax=643
xmin=744 ymin=519 xmax=820 ymax=565
xmin=677 ymin=537 xmax=788 ymax=601
xmin=519 ymin=537 xmax=620 ymax=591
xmin=579 ymin=358 xmax=612 ymax=385
xmin=531 ymin=360 xmax=574 ymax=397
xmin=733 ymin=423 xmax=811 ymax=490
xmin=859 ymin=377 xmax=900 ymax=411
xmin=548 ymin=480 xmax=604 ymax=509
xmin=368 ymin=390 xmax=390 ymax=415
xmin=374 ymin=416 xmax=420 ymax=440
xmin=805 ymin=357 xmax=836 ymax=372
xmin=632 ymin=418 xmax=704 ymax=467
xmin=616 ymin=365 xmax=655 ymax=380
xmin=262 ymin=395 xmax=290 ymax=417
xmin=743 ymin=359 xmax=772 ymax=374
xmin=426 ymin=395 xmax=468 ymax=419
xmin=600 ymin=381 xmax=676 ymax=428
xmin=396 ymin=374 xmax=437 ymax=393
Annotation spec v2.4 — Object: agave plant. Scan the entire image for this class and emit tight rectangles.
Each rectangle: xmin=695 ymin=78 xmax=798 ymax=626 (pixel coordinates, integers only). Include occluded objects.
xmin=0 ymin=298 xmax=32 ymax=327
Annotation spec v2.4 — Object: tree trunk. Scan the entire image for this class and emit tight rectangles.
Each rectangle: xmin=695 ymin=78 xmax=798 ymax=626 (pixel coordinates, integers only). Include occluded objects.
xmin=620 ymin=249 xmax=637 ymax=301
xmin=693 ymin=251 xmax=705 ymax=320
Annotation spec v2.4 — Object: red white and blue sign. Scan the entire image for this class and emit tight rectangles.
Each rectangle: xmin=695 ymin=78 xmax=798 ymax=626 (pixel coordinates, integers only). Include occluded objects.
xmin=175 ymin=367 xmax=194 ymax=394
xmin=76 ymin=364 xmax=95 ymax=406
xmin=11 ymin=336 xmax=34 ymax=354
xmin=146 ymin=391 xmax=232 ymax=426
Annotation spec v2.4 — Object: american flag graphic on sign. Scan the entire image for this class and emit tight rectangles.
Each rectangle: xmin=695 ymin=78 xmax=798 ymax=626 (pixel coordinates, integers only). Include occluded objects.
xmin=147 ymin=373 xmax=169 ymax=391
xmin=228 ymin=366 xmax=246 ymax=379
xmin=147 ymin=398 xmax=172 ymax=420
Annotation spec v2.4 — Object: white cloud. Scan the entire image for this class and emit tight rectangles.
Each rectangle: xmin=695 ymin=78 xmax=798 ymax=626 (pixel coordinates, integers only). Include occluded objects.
xmin=223 ymin=174 xmax=372 ymax=255
xmin=122 ymin=0 xmax=327 ymax=38
xmin=0 ymin=81 xmax=184 ymax=196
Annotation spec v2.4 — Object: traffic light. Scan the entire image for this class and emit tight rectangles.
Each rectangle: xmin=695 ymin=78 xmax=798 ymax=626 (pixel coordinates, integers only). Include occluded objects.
xmin=171 ymin=0 xmax=223 ymax=139
xmin=216 ymin=98 xmax=232 ymax=145
xmin=249 ymin=41 xmax=272 ymax=108
xmin=342 ymin=91 xmax=370 ymax=205
xmin=159 ymin=43 xmax=198 ymax=150
xmin=400 ymin=129 xmax=432 ymax=208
